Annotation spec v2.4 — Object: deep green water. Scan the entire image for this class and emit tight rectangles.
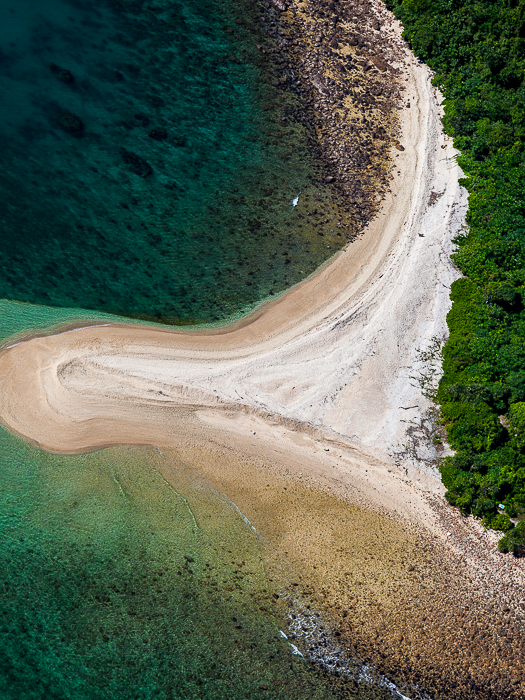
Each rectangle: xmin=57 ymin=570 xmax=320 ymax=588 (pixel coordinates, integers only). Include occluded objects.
xmin=0 ymin=0 xmax=347 ymax=325
xmin=0 ymin=429 xmax=316 ymax=700
xmin=0 ymin=432 xmax=310 ymax=700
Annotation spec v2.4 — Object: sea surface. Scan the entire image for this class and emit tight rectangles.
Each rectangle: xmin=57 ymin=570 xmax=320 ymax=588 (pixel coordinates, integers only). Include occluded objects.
xmin=0 ymin=0 xmax=347 ymax=325
xmin=0 ymin=0 xmax=407 ymax=697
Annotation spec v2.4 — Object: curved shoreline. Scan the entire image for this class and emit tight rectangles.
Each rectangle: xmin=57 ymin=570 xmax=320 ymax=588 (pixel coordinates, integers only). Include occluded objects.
xmin=0 ymin=49 xmax=460 ymax=458
xmin=0 ymin=43 xmax=464 ymax=557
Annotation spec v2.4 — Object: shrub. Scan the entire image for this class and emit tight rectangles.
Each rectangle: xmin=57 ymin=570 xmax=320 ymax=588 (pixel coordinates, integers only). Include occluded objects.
xmin=507 ymin=402 xmax=525 ymax=452
xmin=497 ymin=521 xmax=525 ymax=554
xmin=385 ymin=0 xmax=525 ymax=547
xmin=482 ymin=512 xmax=513 ymax=532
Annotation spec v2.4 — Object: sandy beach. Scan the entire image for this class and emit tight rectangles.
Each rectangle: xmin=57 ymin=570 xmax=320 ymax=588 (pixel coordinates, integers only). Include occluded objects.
xmin=0 ymin=14 xmax=493 ymax=579
xmin=0 ymin=43 xmax=461 ymax=459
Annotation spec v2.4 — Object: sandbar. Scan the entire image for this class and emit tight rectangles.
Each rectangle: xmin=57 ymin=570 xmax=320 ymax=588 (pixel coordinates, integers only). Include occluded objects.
xmin=3 ymin=26 xmax=525 ymax=698
xmin=0 ymin=51 xmax=462 ymax=465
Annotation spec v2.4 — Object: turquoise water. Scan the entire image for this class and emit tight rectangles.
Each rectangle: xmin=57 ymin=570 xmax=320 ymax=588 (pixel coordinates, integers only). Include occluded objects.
xmin=0 ymin=300 xmax=399 ymax=699
xmin=0 ymin=433 xmax=395 ymax=700
xmin=0 ymin=432 xmax=297 ymax=700
xmin=0 ymin=0 xmax=347 ymax=325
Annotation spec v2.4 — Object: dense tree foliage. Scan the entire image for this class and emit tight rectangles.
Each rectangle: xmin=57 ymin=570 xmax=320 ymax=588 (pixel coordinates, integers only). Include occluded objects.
xmin=387 ymin=0 xmax=525 ymax=551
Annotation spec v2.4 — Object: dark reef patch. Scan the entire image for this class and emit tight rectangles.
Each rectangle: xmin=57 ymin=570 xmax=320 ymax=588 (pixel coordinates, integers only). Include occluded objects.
xmin=0 ymin=0 xmax=400 ymax=325
xmin=264 ymin=0 xmax=403 ymax=229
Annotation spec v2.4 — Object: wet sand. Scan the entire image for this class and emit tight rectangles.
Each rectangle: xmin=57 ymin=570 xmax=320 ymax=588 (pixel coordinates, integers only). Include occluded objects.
xmin=137 ymin=415 xmax=525 ymax=700
xmin=0 ymin=42 xmax=459 ymax=460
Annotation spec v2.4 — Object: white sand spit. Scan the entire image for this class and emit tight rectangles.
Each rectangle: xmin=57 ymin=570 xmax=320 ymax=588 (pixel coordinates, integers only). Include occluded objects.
xmin=0 ymin=52 xmax=466 ymax=538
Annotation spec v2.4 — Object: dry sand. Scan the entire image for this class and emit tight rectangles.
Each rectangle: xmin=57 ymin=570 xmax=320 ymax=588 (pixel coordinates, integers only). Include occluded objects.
xmin=0 ymin=42 xmax=478 ymax=558
xmin=0 ymin=45 xmax=463 ymax=526
xmin=0 ymin=26 xmax=514 ymax=577
xmin=0 ymin=52 xmax=462 ymax=457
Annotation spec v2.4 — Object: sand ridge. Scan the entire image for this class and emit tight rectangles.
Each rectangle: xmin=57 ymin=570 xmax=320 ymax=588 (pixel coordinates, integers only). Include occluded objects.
xmin=0 ymin=49 xmax=462 ymax=466
xmin=4 ymin=41 xmax=525 ymax=698
xmin=3 ymin=5 xmax=525 ymax=698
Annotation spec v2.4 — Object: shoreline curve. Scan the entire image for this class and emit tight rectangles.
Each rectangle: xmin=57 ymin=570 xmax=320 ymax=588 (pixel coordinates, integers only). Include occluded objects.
xmin=0 ymin=50 xmax=462 ymax=465
xmin=0 ymin=51 xmax=464 ymax=464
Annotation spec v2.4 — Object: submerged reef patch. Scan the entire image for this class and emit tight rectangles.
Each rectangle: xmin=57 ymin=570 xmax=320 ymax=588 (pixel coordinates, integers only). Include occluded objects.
xmin=0 ymin=0 xmax=400 ymax=325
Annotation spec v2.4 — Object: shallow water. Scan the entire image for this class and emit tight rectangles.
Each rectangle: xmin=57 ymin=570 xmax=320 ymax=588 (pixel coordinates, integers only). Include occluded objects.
xmin=0 ymin=300 xmax=409 ymax=699
xmin=0 ymin=435 xmax=405 ymax=700
xmin=0 ymin=0 xmax=348 ymax=325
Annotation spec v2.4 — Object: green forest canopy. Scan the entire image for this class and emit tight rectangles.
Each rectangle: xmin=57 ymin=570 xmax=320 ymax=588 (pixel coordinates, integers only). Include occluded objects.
xmin=386 ymin=0 xmax=525 ymax=552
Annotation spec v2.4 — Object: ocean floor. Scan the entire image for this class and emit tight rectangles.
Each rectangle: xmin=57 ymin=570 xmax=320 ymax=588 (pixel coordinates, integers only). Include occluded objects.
xmin=0 ymin=0 xmax=352 ymax=324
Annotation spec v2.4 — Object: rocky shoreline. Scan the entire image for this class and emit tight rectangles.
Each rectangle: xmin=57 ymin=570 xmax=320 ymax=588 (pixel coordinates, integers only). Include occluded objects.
xmin=257 ymin=0 xmax=407 ymax=235
xmin=270 ymin=489 xmax=525 ymax=700
xmin=251 ymin=3 xmax=525 ymax=698
xmin=272 ymin=517 xmax=524 ymax=699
